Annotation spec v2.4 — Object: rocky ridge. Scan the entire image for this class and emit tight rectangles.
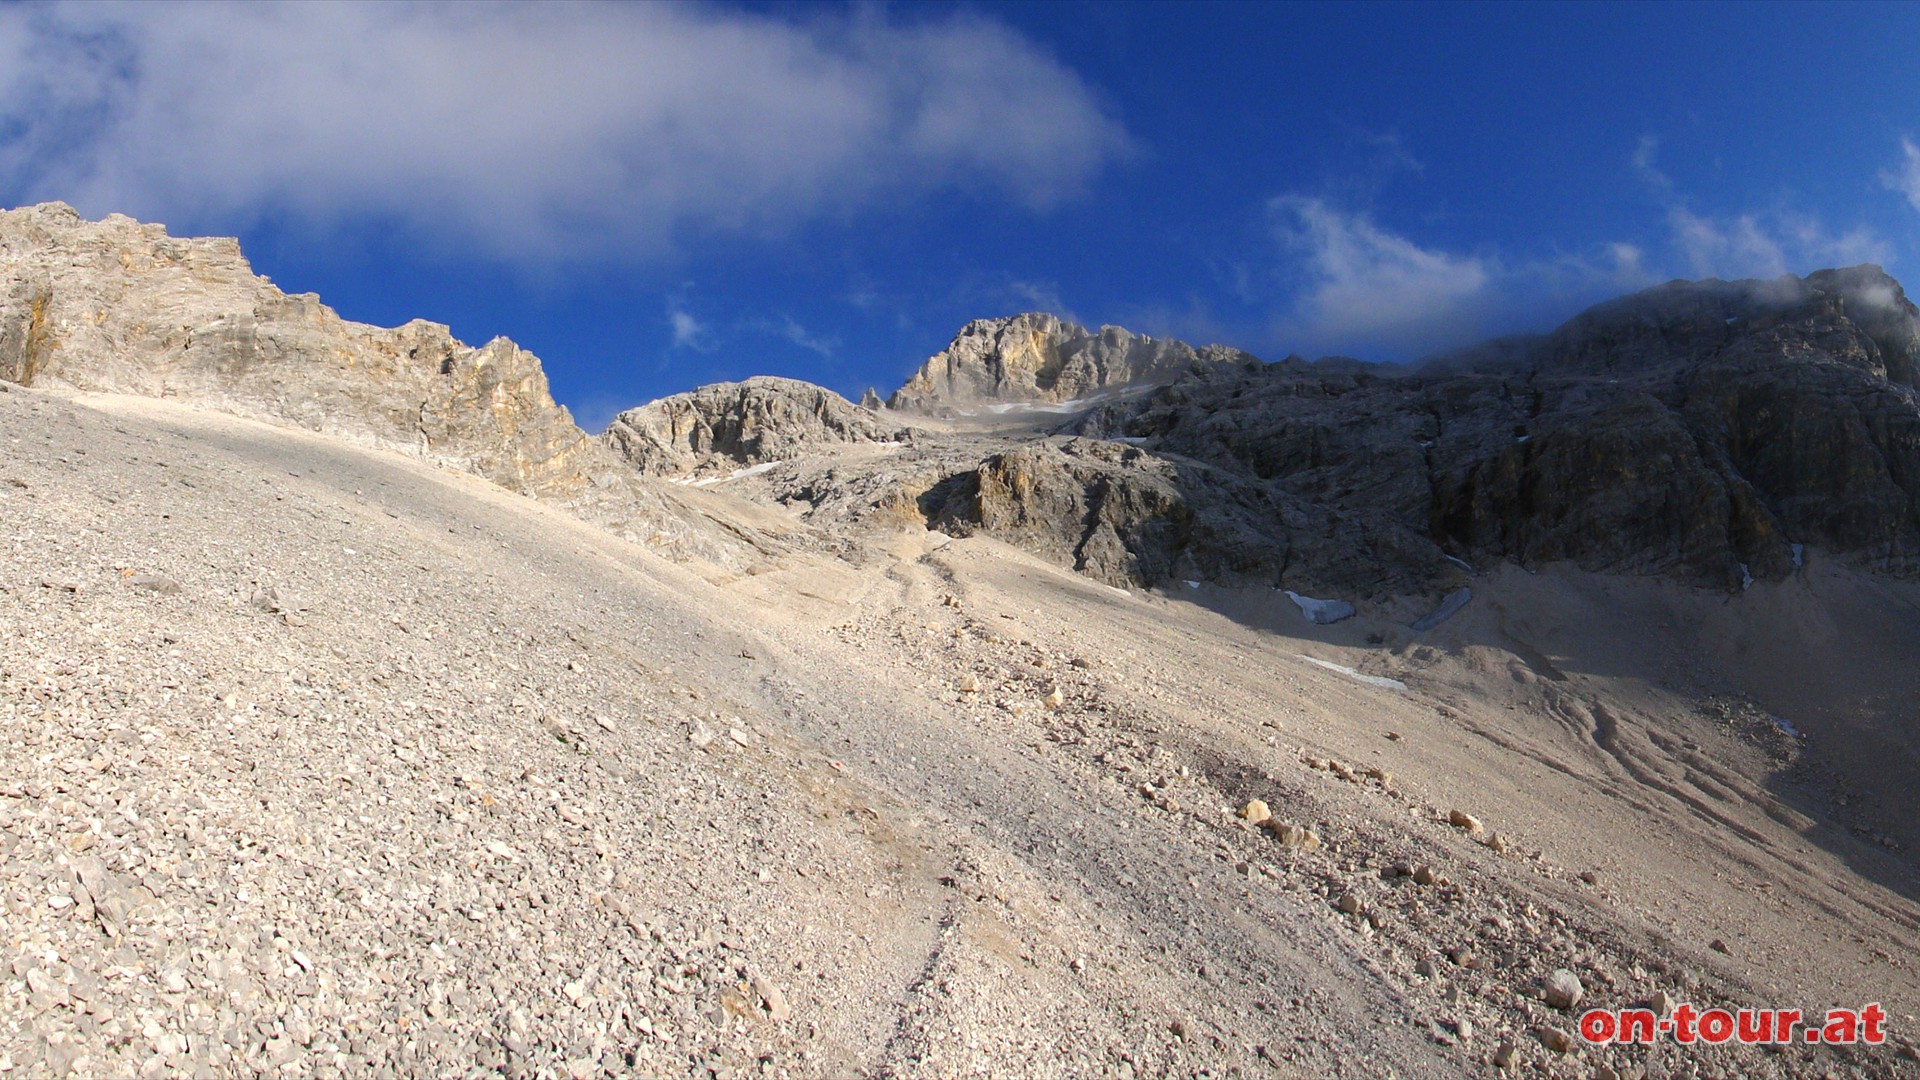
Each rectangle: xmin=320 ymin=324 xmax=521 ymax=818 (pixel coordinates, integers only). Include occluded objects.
xmin=886 ymin=312 xmax=1257 ymax=414
xmin=641 ymin=267 xmax=1920 ymax=605
xmin=0 ymin=203 xmax=801 ymax=571
xmin=603 ymin=377 xmax=912 ymax=478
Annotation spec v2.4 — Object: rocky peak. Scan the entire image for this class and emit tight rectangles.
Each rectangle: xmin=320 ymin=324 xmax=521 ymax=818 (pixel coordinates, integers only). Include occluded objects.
xmin=887 ymin=312 xmax=1257 ymax=414
xmin=0 ymin=202 xmax=595 ymax=500
xmin=603 ymin=376 xmax=913 ymax=477
xmin=0 ymin=203 xmax=805 ymax=570
xmin=1445 ymin=265 xmax=1920 ymax=388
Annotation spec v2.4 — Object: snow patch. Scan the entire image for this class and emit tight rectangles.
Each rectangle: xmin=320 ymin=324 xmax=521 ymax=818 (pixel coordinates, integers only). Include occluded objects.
xmin=1185 ymin=580 xmax=1201 ymax=589
xmin=1284 ymin=591 xmax=1356 ymax=625
xmin=1442 ymin=554 xmax=1473 ymax=573
xmin=1740 ymin=563 xmax=1754 ymax=591
xmin=1411 ymin=588 xmax=1472 ymax=632
xmin=1105 ymin=435 xmax=1148 ymax=445
xmin=1299 ymin=656 xmax=1407 ymax=691
xmin=1769 ymin=713 xmax=1802 ymax=739
xmin=1791 ymin=543 xmax=1804 ymax=569
xmin=688 ymin=460 xmax=785 ymax=487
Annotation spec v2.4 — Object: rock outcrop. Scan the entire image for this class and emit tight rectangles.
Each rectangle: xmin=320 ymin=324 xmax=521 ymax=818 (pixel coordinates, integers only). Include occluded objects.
xmin=887 ymin=312 xmax=1257 ymax=415
xmin=1068 ymin=266 xmax=1920 ymax=590
xmin=630 ymin=266 xmax=1920 ymax=601
xmin=604 ymin=377 xmax=911 ymax=477
xmin=0 ymin=203 xmax=800 ymax=570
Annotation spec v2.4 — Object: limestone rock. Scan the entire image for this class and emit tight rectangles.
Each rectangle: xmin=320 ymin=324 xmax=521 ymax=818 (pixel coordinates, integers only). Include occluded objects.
xmin=604 ymin=377 xmax=913 ymax=478
xmin=888 ymin=312 xmax=1256 ymax=415
xmin=0 ymin=203 xmax=803 ymax=572
xmin=1543 ymin=968 xmax=1583 ymax=1010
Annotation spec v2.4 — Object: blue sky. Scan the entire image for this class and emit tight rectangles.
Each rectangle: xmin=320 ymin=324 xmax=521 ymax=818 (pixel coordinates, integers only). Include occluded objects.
xmin=6 ymin=2 xmax=1920 ymax=428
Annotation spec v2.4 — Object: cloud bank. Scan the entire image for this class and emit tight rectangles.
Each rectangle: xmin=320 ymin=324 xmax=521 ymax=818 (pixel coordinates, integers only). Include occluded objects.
xmin=1261 ymin=137 xmax=1898 ymax=360
xmin=0 ymin=2 xmax=1130 ymax=260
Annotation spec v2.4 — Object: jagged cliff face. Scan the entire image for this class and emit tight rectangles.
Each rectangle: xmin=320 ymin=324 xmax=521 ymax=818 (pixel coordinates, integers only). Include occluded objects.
xmin=623 ymin=267 xmax=1920 ymax=600
xmin=0 ymin=203 xmax=595 ymax=501
xmin=604 ymin=377 xmax=911 ymax=477
xmin=0 ymin=204 xmax=805 ymax=572
xmin=1067 ymin=266 xmax=1920 ymax=591
xmin=887 ymin=312 xmax=1257 ymax=414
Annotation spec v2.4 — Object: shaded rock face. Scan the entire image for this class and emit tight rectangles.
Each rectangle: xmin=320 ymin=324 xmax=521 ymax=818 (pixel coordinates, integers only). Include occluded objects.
xmin=1071 ymin=266 xmax=1920 ymax=590
xmin=918 ymin=441 xmax=1290 ymax=587
xmin=661 ymin=267 xmax=1920 ymax=600
xmin=604 ymin=377 xmax=910 ymax=477
xmin=0 ymin=203 xmax=801 ymax=571
xmin=887 ymin=312 xmax=1257 ymax=415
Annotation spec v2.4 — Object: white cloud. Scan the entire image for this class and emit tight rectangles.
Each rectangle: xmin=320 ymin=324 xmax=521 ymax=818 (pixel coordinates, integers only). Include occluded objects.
xmin=1006 ymin=280 xmax=1079 ymax=325
xmin=1269 ymin=197 xmax=1495 ymax=354
xmin=668 ymin=309 xmax=711 ymax=352
xmin=1631 ymin=134 xmax=1670 ymax=192
xmin=1883 ymin=137 xmax=1920 ymax=214
xmin=776 ymin=317 xmax=837 ymax=358
xmin=0 ymin=2 xmax=1130 ymax=260
xmin=1636 ymin=137 xmax=1889 ymax=280
xmin=1259 ymin=197 xmax=1655 ymax=359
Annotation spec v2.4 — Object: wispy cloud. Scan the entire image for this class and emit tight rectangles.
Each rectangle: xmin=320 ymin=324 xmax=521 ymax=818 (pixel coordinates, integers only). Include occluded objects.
xmin=667 ymin=307 xmax=712 ymax=352
xmin=774 ymin=316 xmax=837 ymax=359
xmin=1268 ymin=197 xmax=1496 ymax=355
xmin=1881 ymin=136 xmax=1920 ymax=215
xmin=1256 ymin=196 xmax=1653 ymax=359
xmin=1005 ymin=280 xmax=1080 ymax=325
xmin=1250 ymin=138 xmax=1897 ymax=361
xmin=0 ymin=3 xmax=1131 ymax=261
xmin=1638 ymin=136 xmax=1890 ymax=279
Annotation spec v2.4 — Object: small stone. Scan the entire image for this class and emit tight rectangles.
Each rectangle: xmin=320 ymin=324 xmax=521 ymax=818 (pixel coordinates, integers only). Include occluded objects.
xmin=1411 ymin=864 xmax=1439 ymax=886
xmin=1492 ymin=1040 xmax=1517 ymax=1068
xmin=1240 ymin=800 xmax=1271 ymax=826
xmin=1543 ymin=969 xmax=1583 ymax=1011
xmin=1448 ymin=809 xmax=1484 ymax=835
xmin=751 ymin=973 xmax=791 ymax=1022
xmin=1649 ymin=990 xmax=1676 ymax=1016
xmin=1265 ymin=822 xmax=1320 ymax=851
xmin=1043 ymin=688 xmax=1065 ymax=710
xmin=1335 ymin=893 xmax=1363 ymax=915
xmin=958 ymin=674 xmax=980 ymax=694
xmin=1455 ymin=1017 xmax=1474 ymax=1041
xmin=1414 ymin=959 xmax=1437 ymax=978
xmin=1579 ymin=870 xmax=1599 ymax=885
xmin=129 ymin=574 xmax=181 ymax=596
xmin=1708 ymin=938 xmax=1730 ymax=955
xmin=728 ymin=728 xmax=753 ymax=747
xmin=1329 ymin=761 xmax=1355 ymax=781
xmin=1536 ymin=1026 xmax=1574 ymax=1053
xmin=1364 ymin=766 xmax=1391 ymax=785
xmin=1485 ymin=832 xmax=1510 ymax=853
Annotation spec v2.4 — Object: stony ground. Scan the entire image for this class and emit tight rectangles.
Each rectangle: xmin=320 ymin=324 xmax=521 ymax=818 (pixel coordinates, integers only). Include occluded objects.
xmin=3 ymin=384 xmax=1917 ymax=1078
